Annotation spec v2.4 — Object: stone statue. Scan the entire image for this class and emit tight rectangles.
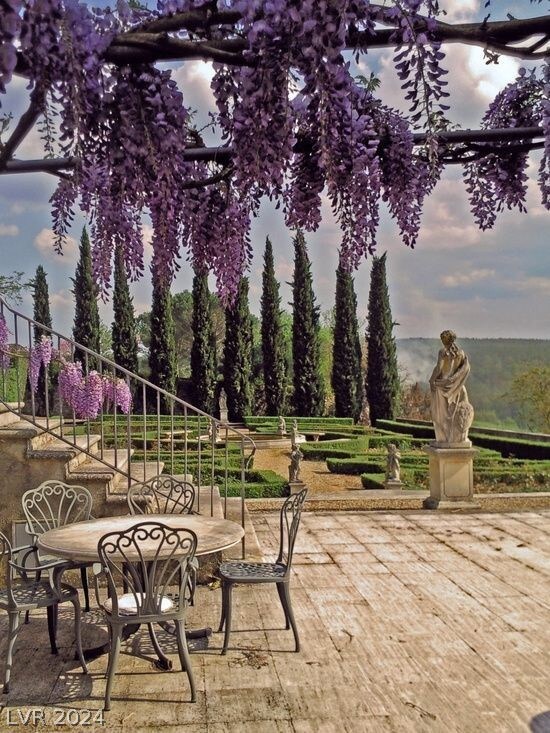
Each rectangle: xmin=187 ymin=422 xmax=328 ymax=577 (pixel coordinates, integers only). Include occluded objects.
xmin=292 ymin=419 xmax=298 ymax=432
xmin=278 ymin=415 xmax=287 ymax=436
xmin=207 ymin=420 xmax=219 ymax=443
xmin=219 ymin=388 xmax=228 ymax=424
xmin=386 ymin=443 xmax=401 ymax=481
xmin=289 ymin=445 xmax=303 ymax=483
xmin=291 ymin=419 xmax=298 ymax=447
xmin=429 ymin=330 xmax=474 ymax=444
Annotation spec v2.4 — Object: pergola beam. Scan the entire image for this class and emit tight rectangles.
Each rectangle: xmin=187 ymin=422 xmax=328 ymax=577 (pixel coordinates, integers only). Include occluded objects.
xmin=0 ymin=127 xmax=543 ymax=176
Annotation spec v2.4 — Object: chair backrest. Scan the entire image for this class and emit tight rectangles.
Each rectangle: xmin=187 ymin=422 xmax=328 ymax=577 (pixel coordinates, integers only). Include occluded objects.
xmin=276 ymin=488 xmax=308 ymax=572
xmin=22 ymin=480 xmax=93 ymax=536
xmin=127 ymin=475 xmax=196 ymax=516
xmin=97 ymin=521 xmax=197 ymax=619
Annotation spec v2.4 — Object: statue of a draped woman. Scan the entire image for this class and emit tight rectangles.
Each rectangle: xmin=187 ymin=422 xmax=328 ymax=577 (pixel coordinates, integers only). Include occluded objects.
xmin=429 ymin=330 xmax=474 ymax=445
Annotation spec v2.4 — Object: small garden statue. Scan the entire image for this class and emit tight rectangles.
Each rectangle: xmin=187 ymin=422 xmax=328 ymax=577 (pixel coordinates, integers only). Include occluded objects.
xmin=386 ymin=443 xmax=401 ymax=482
xmin=208 ymin=420 xmax=219 ymax=443
xmin=278 ymin=415 xmax=287 ymax=436
xmin=291 ymin=419 xmax=298 ymax=447
xmin=429 ymin=330 xmax=474 ymax=445
xmin=219 ymin=388 xmax=228 ymax=424
xmin=289 ymin=445 xmax=303 ymax=483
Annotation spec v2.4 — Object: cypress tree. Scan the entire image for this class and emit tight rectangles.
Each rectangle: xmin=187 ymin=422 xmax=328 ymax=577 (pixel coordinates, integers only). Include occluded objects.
xmin=261 ymin=237 xmax=286 ymax=415
xmin=332 ymin=261 xmax=363 ymax=420
xmin=365 ymin=252 xmax=399 ymax=423
xmin=223 ymin=278 xmax=252 ymax=422
xmin=112 ymin=246 xmax=138 ymax=374
xmin=190 ymin=270 xmax=217 ymax=414
xmin=72 ymin=227 xmax=100 ymax=367
xmin=148 ymin=275 xmax=176 ymax=412
xmin=292 ymin=230 xmax=324 ymax=416
xmin=32 ymin=265 xmax=52 ymax=415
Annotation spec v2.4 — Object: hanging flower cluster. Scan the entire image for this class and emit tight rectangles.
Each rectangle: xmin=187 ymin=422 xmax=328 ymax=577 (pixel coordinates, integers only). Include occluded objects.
xmin=28 ymin=335 xmax=53 ymax=392
xmin=103 ymin=376 xmax=133 ymax=415
xmin=464 ymin=67 xmax=547 ymax=230
xmin=0 ymin=313 xmax=10 ymax=370
xmin=1 ymin=2 xmax=548 ymax=300
xmin=57 ymin=360 xmax=132 ymax=419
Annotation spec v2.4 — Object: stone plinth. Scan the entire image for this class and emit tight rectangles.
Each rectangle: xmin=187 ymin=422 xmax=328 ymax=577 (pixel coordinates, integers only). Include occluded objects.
xmin=220 ymin=408 xmax=228 ymax=425
xmin=285 ymin=480 xmax=306 ymax=496
xmin=383 ymin=479 xmax=404 ymax=491
xmin=423 ymin=443 xmax=479 ymax=510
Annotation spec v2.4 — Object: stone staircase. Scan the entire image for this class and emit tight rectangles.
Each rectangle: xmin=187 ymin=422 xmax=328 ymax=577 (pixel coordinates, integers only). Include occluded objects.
xmin=0 ymin=402 xmax=165 ymax=536
xmin=0 ymin=402 xmax=263 ymax=559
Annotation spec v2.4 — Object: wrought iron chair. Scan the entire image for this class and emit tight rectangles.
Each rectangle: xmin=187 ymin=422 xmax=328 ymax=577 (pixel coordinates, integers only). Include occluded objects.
xmin=22 ymin=480 xmax=93 ymax=612
xmin=127 ymin=475 xmax=198 ymax=604
xmin=218 ymin=488 xmax=308 ymax=655
xmin=0 ymin=530 xmax=88 ymax=694
xmin=95 ymin=521 xmax=197 ymax=711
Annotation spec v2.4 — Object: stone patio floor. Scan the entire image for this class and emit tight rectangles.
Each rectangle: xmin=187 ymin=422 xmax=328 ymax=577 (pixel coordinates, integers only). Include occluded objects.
xmin=1 ymin=510 xmax=550 ymax=732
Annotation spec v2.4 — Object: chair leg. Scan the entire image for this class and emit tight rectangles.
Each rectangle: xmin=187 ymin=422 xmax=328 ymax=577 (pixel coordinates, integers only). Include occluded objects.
xmin=147 ymin=624 xmax=171 ymax=669
xmin=47 ymin=604 xmax=59 ymax=655
xmin=104 ymin=624 xmax=123 ymax=712
xmin=217 ymin=582 xmax=226 ymax=633
xmin=221 ymin=582 xmax=233 ymax=655
xmin=279 ymin=582 xmax=300 ymax=652
xmin=70 ymin=597 xmax=89 ymax=675
xmin=175 ymin=620 xmax=196 ymax=703
xmin=276 ymin=583 xmax=290 ymax=630
xmin=80 ymin=567 xmax=90 ymax=613
xmin=24 ymin=610 xmax=30 ymax=624
xmin=3 ymin=612 xmax=21 ymax=694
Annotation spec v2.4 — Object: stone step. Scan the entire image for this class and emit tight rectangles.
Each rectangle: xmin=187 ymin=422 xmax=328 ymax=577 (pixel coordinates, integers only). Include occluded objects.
xmin=68 ymin=448 xmax=134 ymax=484
xmin=28 ymin=434 xmax=102 ymax=471
xmin=0 ymin=416 xmax=63 ymax=442
xmin=0 ymin=401 xmax=23 ymax=427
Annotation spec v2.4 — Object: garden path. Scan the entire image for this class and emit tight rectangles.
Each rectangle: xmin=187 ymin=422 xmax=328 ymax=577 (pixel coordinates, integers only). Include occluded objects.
xmin=253 ymin=447 xmax=363 ymax=494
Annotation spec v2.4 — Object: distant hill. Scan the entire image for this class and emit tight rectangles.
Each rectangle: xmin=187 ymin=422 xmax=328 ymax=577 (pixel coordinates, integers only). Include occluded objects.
xmin=397 ymin=338 xmax=550 ymax=428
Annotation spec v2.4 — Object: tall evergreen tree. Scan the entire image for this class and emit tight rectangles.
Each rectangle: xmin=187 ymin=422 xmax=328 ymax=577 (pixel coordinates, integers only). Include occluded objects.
xmin=366 ymin=252 xmax=399 ymax=423
xmin=223 ymin=278 xmax=252 ymax=422
xmin=190 ymin=270 xmax=217 ymax=414
xmin=332 ymin=261 xmax=363 ymax=420
xmin=72 ymin=227 xmax=100 ymax=367
xmin=261 ymin=237 xmax=287 ymax=415
xmin=32 ymin=265 xmax=52 ymax=415
xmin=111 ymin=246 xmax=138 ymax=374
xmin=292 ymin=230 xmax=324 ymax=416
xmin=148 ymin=275 xmax=176 ymax=411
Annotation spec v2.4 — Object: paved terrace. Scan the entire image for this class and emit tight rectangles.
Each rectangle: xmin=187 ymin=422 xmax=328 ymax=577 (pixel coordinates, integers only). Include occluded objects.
xmin=1 ymin=510 xmax=550 ymax=732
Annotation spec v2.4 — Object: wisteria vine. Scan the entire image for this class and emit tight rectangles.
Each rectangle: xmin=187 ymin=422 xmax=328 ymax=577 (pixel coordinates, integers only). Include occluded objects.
xmin=1 ymin=1 xmax=548 ymax=299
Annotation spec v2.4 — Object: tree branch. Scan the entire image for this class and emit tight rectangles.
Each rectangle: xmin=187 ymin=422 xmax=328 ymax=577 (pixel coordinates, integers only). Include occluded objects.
xmin=0 ymin=127 xmax=543 ymax=175
xmin=0 ymin=85 xmax=45 ymax=167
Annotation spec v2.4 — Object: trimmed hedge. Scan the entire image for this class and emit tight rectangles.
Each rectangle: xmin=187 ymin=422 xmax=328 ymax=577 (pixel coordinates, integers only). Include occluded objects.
xmin=301 ymin=436 xmax=370 ymax=460
xmin=245 ymin=416 xmax=355 ymax=427
xmin=360 ymin=473 xmax=386 ymax=490
xmin=376 ymin=419 xmax=550 ymax=460
xmin=0 ymin=354 xmax=27 ymax=402
xmin=327 ymin=458 xmax=385 ymax=475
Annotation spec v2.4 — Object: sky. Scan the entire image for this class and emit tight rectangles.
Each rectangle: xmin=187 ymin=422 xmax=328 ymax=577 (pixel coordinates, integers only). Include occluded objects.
xmin=0 ymin=0 xmax=548 ymax=340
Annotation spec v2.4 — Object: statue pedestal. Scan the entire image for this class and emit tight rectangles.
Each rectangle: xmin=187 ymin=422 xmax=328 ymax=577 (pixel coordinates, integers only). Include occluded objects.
xmin=285 ymin=480 xmax=306 ymax=496
xmin=220 ymin=408 xmax=228 ymax=425
xmin=383 ymin=479 xmax=403 ymax=491
xmin=423 ymin=443 xmax=479 ymax=510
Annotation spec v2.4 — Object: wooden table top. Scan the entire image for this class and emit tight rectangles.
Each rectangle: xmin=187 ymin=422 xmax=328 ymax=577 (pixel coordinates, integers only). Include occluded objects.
xmin=37 ymin=514 xmax=245 ymax=563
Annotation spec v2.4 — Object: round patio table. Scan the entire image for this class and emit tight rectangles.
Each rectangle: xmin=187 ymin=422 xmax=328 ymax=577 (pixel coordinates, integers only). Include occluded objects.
xmin=37 ymin=514 xmax=244 ymax=663
xmin=37 ymin=514 xmax=244 ymax=563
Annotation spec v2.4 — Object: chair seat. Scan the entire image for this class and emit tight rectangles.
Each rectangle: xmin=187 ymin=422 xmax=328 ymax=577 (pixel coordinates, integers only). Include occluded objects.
xmin=0 ymin=581 xmax=77 ymax=610
xmin=103 ymin=593 xmax=176 ymax=616
xmin=219 ymin=561 xmax=287 ymax=582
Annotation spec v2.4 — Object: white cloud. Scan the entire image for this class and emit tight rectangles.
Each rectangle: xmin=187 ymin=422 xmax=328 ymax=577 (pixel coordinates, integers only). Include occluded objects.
xmin=440 ymin=0 xmax=479 ymax=23
xmin=50 ymin=289 xmax=73 ymax=309
xmin=34 ymin=228 xmax=78 ymax=265
xmin=0 ymin=223 xmax=19 ymax=236
xmin=441 ymin=268 xmax=495 ymax=287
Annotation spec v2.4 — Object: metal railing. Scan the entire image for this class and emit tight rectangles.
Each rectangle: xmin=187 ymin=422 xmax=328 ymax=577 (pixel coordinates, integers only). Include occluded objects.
xmin=0 ymin=297 xmax=256 ymax=556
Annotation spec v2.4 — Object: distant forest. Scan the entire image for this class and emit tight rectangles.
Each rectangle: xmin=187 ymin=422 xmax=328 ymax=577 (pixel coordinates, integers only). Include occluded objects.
xmin=397 ymin=338 xmax=550 ymax=429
